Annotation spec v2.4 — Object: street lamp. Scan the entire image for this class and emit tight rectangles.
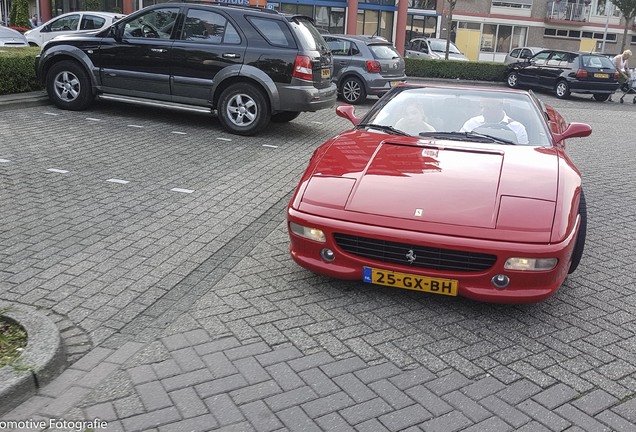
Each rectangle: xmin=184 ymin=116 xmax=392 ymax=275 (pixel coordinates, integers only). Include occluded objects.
xmin=601 ymin=0 xmax=613 ymax=53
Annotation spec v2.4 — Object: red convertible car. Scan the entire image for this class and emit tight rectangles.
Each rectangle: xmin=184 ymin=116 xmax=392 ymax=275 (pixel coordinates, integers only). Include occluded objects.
xmin=287 ymin=84 xmax=592 ymax=303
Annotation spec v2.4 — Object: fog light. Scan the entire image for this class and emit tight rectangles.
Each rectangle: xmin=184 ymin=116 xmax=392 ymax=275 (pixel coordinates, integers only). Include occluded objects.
xmin=492 ymin=274 xmax=510 ymax=289
xmin=504 ymin=257 xmax=557 ymax=271
xmin=320 ymin=248 xmax=335 ymax=262
xmin=289 ymin=222 xmax=326 ymax=243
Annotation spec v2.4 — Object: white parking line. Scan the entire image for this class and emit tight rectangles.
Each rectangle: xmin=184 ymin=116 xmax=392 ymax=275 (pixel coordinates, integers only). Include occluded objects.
xmin=262 ymin=144 xmax=278 ymax=148
xmin=47 ymin=168 xmax=69 ymax=174
xmin=172 ymin=131 xmax=187 ymax=135
xmin=0 ymin=159 xmax=10 ymax=163
xmin=127 ymin=125 xmax=144 ymax=128
xmin=43 ymin=112 xmax=59 ymax=116
xmin=217 ymin=137 xmax=232 ymax=141
xmin=106 ymin=179 xmax=130 ymax=184
xmin=311 ymin=121 xmax=323 ymax=124
xmin=171 ymin=188 xmax=194 ymax=194
xmin=86 ymin=118 xmax=101 ymax=122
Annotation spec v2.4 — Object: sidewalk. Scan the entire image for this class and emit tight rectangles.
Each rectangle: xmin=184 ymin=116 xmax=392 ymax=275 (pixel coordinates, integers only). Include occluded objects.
xmin=1 ymin=83 xmax=635 ymax=432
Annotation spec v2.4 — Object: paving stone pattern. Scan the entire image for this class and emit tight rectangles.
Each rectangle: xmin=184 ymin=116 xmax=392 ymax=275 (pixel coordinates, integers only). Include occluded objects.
xmin=0 ymin=98 xmax=635 ymax=431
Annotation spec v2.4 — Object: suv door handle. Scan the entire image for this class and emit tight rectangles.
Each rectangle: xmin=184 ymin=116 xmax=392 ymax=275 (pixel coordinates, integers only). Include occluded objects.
xmin=151 ymin=48 xmax=167 ymax=53
xmin=223 ymin=53 xmax=240 ymax=59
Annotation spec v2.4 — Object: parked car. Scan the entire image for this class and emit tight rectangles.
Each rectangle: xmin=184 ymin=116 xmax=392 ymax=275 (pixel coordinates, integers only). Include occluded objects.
xmin=24 ymin=12 xmax=125 ymax=47
xmin=0 ymin=25 xmax=29 ymax=47
xmin=323 ymin=34 xmax=406 ymax=104
xmin=505 ymin=49 xmax=619 ymax=101
xmin=504 ymin=46 xmax=544 ymax=64
xmin=35 ymin=3 xmax=336 ymax=135
xmin=404 ymin=37 xmax=469 ymax=61
xmin=287 ymin=83 xmax=592 ymax=303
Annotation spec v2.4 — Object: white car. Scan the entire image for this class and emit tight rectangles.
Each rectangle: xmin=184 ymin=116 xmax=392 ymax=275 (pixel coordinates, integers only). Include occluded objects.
xmin=0 ymin=25 xmax=29 ymax=47
xmin=24 ymin=11 xmax=125 ymax=47
xmin=404 ymin=38 xmax=469 ymax=61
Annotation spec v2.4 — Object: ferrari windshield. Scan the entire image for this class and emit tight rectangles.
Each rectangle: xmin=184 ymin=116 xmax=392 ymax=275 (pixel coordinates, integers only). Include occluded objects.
xmin=364 ymin=86 xmax=552 ymax=146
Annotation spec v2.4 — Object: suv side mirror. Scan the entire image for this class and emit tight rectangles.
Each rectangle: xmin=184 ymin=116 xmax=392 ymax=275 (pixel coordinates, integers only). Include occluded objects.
xmin=113 ymin=23 xmax=124 ymax=40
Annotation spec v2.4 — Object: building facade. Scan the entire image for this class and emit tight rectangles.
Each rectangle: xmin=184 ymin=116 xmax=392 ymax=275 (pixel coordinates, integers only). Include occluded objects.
xmin=10 ymin=0 xmax=635 ymax=61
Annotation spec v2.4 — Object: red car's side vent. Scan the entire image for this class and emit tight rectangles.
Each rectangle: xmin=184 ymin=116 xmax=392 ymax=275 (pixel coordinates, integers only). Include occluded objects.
xmin=334 ymin=233 xmax=497 ymax=272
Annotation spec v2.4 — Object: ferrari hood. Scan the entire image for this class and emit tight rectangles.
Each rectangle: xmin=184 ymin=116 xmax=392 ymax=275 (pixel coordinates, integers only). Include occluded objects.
xmin=305 ymin=136 xmax=559 ymax=230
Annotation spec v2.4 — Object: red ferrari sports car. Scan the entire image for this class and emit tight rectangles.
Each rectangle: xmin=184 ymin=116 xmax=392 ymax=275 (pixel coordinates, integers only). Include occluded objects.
xmin=287 ymin=84 xmax=592 ymax=303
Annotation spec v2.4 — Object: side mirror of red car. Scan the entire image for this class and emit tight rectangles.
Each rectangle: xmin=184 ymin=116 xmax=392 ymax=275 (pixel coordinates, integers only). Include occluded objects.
xmin=336 ymin=104 xmax=361 ymax=126
xmin=553 ymin=122 xmax=592 ymax=143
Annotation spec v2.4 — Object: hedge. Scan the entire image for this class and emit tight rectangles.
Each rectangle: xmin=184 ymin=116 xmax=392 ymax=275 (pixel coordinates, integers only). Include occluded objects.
xmin=0 ymin=48 xmax=509 ymax=96
xmin=405 ymin=57 xmax=508 ymax=82
xmin=0 ymin=47 xmax=42 ymax=95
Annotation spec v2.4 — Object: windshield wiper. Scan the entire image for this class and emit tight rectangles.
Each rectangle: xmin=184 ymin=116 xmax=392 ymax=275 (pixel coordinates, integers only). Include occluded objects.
xmin=418 ymin=131 xmax=516 ymax=145
xmin=360 ymin=123 xmax=410 ymax=136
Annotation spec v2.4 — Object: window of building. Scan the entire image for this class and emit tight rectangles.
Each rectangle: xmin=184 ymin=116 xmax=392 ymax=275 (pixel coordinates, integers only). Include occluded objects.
xmin=480 ymin=23 xmax=524 ymax=53
xmin=491 ymin=0 xmax=532 ymax=9
xmin=593 ymin=0 xmax=621 ymax=17
xmin=546 ymin=28 xmax=617 ymax=41
xmin=406 ymin=15 xmax=437 ymax=40
xmin=409 ymin=0 xmax=436 ymax=9
xmin=356 ymin=9 xmax=395 ymax=41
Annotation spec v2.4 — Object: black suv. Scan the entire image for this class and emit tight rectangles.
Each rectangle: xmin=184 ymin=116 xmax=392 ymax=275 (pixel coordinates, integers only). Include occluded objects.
xmin=35 ymin=3 xmax=336 ymax=135
xmin=504 ymin=49 xmax=619 ymax=101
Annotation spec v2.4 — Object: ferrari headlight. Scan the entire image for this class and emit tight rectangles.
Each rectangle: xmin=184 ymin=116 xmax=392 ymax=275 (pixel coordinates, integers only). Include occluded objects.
xmin=504 ymin=257 xmax=557 ymax=271
xmin=289 ymin=222 xmax=326 ymax=243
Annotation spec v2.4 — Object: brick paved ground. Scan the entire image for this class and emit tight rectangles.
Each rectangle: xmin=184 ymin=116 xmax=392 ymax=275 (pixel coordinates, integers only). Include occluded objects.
xmin=0 ymin=93 xmax=635 ymax=431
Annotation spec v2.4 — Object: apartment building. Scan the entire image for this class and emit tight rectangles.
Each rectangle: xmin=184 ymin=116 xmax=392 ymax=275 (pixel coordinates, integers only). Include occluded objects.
xmin=19 ymin=0 xmax=634 ymax=62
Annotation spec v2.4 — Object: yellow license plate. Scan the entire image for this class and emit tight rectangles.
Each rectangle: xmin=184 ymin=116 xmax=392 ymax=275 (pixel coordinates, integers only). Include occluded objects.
xmin=321 ymin=68 xmax=331 ymax=78
xmin=363 ymin=267 xmax=458 ymax=296
xmin=390 ymin=81 xmax=403 ymax=87
xmin=595 ymin=73 xmax=609 ymax=78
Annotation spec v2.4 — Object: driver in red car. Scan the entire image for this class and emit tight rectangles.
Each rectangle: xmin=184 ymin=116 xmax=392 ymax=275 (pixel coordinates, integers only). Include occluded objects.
xmin=460 ymin=99 xmax=529 ymax=144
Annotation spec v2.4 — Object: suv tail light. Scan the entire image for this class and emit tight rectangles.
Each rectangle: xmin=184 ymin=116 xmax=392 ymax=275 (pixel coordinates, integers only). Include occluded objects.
xmin=575 ymin=69 xmax=588 ymax=78
xmin=293 ymin=55 xmax=313 ymax=81
xmin=366 ymin=60 xmax=381 ymax=73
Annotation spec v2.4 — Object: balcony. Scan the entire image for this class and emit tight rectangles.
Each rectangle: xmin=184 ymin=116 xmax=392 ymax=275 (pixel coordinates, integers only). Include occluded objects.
xmin=546 ymin=1 xmax=591 ymax=22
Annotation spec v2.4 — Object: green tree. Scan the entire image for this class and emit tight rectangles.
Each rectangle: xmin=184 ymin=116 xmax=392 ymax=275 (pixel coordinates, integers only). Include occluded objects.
xmin=84 ymin=0 xmax=101 ymax=10
xmin=612 ymin=0 xmax=636 ymax=51
xmin=9 ymin=0 xmax=30 ymax=28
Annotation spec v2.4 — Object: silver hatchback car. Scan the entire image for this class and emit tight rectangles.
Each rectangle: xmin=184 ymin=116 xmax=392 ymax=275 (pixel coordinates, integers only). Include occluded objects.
xmin=324 ymin=34 xmax=406 ymax=104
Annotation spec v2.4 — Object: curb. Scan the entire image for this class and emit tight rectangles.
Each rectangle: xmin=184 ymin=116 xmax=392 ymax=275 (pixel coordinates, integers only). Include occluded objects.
xmin=0 ymin=90 xmax=50 ymax=112
xmin=0 ymin=301 xmax=66 ymax=417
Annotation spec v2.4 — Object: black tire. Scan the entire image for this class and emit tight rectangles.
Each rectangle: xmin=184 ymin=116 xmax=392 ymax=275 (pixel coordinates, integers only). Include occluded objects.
xmin=555 ymin=80 xmax=570 ymax=99
xmin=506 ymin=71 xmax=519 ymax=88
xmin=217 ymin=83 xmax=270 ymax=136
xmin=568 ymin=189 xmax=586 ymax=274
xmin=592 ymin=93 xmax=610 ymax=102
xmin=46 ymin=60 xmax=94 ymax=111
xmin=271 ymin=111 xmax=301 ymax=123
xmin=340 ymin=77 xmax=366 ymax=105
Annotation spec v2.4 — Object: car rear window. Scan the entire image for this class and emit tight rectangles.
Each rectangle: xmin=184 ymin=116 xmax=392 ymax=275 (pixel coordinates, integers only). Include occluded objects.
xmin=289 ymin=17 xmax=329 ymax=52
xmin=369 ymin=44 xmax=400 ymax=60
xmin=582 ymin=55 xmax=614 ymax=69
xmin=248 ymin=16 xmax=295 ymax=48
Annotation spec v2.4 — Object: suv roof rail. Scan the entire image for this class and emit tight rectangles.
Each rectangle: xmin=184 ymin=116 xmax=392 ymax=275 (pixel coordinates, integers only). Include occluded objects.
xmin=166 ymin=0 xmax=280 ymax=14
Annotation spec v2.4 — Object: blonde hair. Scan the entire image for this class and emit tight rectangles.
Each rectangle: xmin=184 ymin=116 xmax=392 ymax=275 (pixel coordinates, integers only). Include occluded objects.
xmin=624 ymin=50 xmax=633 ymax=57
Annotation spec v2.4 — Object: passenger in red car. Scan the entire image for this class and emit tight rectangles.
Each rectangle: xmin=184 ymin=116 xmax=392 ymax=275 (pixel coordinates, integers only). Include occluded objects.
xmin=460 ymin=99 xmax=529 ymax=144
xmin=394 ymin=101 xmax=436 ymax=136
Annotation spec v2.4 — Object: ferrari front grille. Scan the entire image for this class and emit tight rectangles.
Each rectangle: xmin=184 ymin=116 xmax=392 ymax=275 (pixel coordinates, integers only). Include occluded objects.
xmin=334 ymin=233 xmax=496 ymax=272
